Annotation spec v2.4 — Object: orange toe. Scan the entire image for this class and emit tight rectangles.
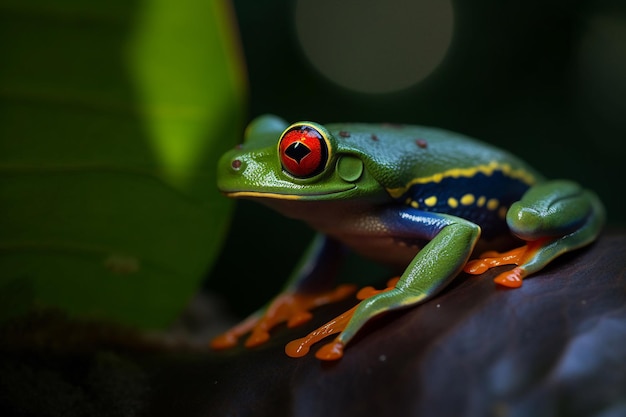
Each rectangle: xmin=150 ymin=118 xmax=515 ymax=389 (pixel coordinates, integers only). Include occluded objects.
xmin=315 ymin=341 xmax=345 ymax=361
xmin=285 ymin=278 xmax=400 ymax=360
xmin=211 ymin=284 xmax=357 ymax=351
xmin=493 ymin=267 xmax=524 ymax=288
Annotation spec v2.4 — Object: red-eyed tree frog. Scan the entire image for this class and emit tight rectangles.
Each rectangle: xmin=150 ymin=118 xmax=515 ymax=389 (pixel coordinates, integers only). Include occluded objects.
xmin=211 ymin=114 xmax=605 ymax=361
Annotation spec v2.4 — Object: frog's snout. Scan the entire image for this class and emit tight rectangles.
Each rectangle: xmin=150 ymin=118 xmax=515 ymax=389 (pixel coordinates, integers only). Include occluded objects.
xmin=219 ymin=146 xmax=248 ymax=176
xmin=216 ymin=149 xmax=247 ymax=193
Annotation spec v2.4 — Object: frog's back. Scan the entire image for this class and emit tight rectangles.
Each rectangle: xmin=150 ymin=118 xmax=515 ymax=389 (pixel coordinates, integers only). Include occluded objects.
xmin=326 ymin=123 xmax=540 ymax=186
xmin=326 ymin=123 xmax=544 ymax=238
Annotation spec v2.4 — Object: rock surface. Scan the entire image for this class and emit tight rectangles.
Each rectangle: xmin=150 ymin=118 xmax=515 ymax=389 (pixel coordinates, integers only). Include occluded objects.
xmin=149 ymin=232 xmax=626 ymax=417
xmin=1 ymin=232 xmax=624 ymax=417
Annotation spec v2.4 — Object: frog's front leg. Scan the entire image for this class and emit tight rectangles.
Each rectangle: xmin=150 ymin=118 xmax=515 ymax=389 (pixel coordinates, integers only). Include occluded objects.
xmin=210 ymin=234 xmax=356 ymax=350
xmin=288 ymin=210 xmax=481 ymax=360
xmin=464 ymin=180 xmax=605 ymax=287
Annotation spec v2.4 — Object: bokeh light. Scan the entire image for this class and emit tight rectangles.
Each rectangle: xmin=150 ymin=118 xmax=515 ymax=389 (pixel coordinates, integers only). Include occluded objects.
xmin=294 ymin=0 xmax=454 ymax=94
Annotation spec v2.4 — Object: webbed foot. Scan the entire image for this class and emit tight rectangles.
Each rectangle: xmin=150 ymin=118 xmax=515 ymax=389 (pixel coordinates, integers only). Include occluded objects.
xmin=210 ymin=284 xmax=356 ymax=350
xmin=285 ymin=278 xmax=400 ymax=360
xmin=463 ymin=239 xmax=548 ymax=288
xmin=465 ymin=180 xmax=605 ymax=288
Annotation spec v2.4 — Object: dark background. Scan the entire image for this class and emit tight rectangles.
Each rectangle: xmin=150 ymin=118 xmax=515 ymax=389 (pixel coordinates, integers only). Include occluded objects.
xmin=207 ymin=0 xmax=626 ymax=317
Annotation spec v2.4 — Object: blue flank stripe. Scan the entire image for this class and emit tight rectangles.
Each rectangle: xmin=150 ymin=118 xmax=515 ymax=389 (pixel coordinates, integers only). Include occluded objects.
xmin=399 ymin=171 xmax=531 ymax=238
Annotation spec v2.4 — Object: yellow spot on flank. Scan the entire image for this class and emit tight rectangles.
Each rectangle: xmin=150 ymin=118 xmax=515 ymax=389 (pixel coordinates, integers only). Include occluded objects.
xmin=425 ymin=196 xmax=438 ymax=207
xmin=487 ymin=198 xmax=499 ymax=211
xmin=477 ymin=196 xmax=486 ymax=207
xmin=498 ymin=206 xmax=508 ymax=219
xmin=460 ymin=193 xmax=475 ymax=206
xmin=411 ymin=200 xmax=419 ymax=208
xmin=386 ymin=161 xmax=536 ymax=198
xmin=448 ymin=197 xmax=458 ymax=208
xmin=405 ymin=197 xmax=412 ymax=205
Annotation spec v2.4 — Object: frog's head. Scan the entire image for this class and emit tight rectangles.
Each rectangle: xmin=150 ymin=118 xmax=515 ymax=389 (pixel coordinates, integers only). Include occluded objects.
xmin=217 ymin=115 xmax=383 ymax=202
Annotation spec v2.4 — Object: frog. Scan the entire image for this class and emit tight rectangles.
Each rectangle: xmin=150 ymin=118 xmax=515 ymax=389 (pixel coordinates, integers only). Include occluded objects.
xmin=210 ymin=114 xmax=605 ymax=361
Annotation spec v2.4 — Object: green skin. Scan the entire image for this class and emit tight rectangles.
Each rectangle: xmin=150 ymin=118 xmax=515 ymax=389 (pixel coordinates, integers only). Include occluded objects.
xmin=217 ymin=114 xmax=605 ymax=353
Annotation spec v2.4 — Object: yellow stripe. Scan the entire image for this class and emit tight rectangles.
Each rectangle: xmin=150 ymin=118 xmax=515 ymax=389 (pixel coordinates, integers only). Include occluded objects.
xmin=386 ymin=161 xmax=536 ymax=198
xmin=225 ymin=191 xmax=303 ymax=200
xmin=225 ymin=183 xmax=356 ymax=200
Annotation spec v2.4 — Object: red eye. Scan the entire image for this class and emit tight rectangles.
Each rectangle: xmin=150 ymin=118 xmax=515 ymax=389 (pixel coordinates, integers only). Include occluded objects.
xmin=278 ymin=124 xmax=329 ymax=178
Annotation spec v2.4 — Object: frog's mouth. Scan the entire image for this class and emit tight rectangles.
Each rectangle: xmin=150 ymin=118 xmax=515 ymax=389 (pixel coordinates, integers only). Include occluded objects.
xmin=223 ymin=186 xmax=356 ymax=201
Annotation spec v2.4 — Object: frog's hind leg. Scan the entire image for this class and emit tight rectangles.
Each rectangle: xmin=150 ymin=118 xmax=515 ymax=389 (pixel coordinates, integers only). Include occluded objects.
xmin=464 ymin=180 xmax=605 ymax=288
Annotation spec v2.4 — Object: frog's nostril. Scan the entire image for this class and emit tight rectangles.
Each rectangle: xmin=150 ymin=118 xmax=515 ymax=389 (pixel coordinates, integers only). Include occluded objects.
xmin=230 ymin=159 xmax=242 ymax=171
xmin=231 ymin=159 xmax=243 ymax=171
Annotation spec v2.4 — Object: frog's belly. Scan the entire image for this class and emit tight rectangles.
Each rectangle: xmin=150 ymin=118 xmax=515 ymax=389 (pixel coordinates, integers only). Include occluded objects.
xmin=335 ymin=235 xmax=423 ymax=270
xmin=304 ymin=208 xmax=425 ymax=268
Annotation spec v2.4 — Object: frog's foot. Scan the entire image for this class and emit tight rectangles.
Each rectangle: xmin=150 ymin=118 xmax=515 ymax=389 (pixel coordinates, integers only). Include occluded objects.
xmin=465 ymin=180 xmax=605 ymax=289
xmin=285 ymin=278 xmax=400 ymax=360
xmin=210 ymin=284 xmax=357 ymax=350
xmin=463 ymin=239 xmax=549 ymax=288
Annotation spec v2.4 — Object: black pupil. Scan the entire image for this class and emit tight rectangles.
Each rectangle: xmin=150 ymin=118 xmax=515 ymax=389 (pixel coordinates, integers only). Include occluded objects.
xmin=285 ymin=142 xmax=311 ymax=164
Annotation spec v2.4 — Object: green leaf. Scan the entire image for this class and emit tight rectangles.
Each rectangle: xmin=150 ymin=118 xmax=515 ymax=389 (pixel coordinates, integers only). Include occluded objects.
xmin=0 ymin=0 xmax=246 ymax=328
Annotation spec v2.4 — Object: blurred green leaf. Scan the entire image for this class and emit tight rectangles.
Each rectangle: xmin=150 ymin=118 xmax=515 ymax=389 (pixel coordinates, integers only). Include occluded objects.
xmin=0 ymin=0 xmax=246 ymax=328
